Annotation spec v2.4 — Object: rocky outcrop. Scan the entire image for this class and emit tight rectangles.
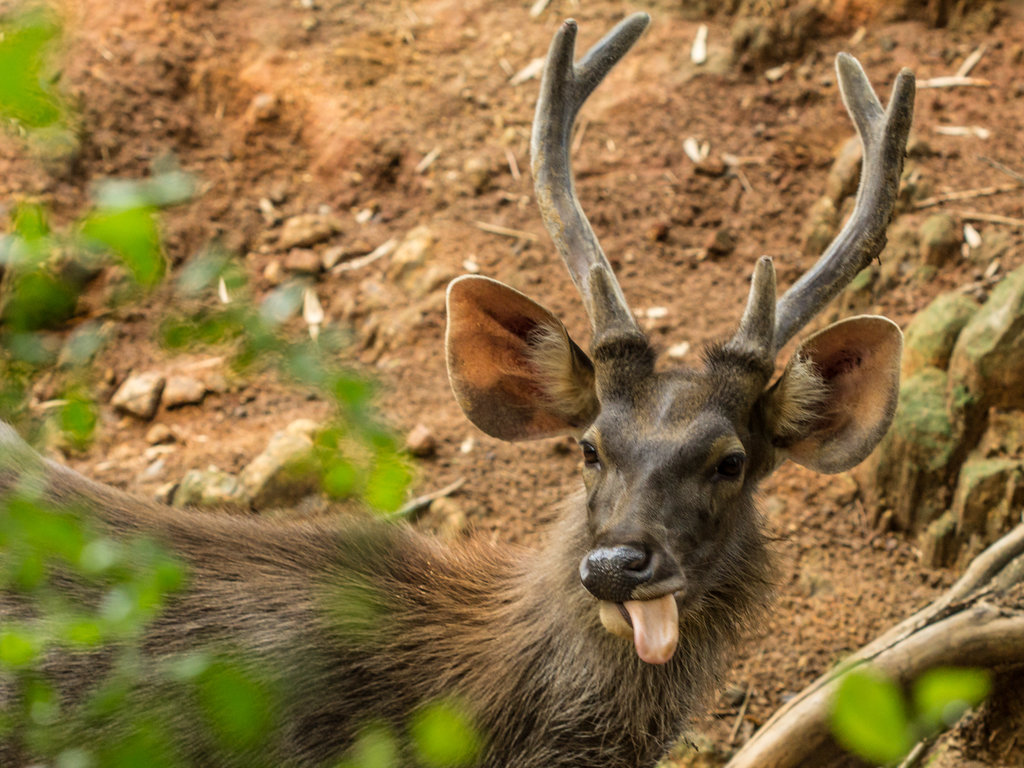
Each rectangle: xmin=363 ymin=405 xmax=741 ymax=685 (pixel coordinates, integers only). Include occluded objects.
xmin=860 ymin=264 xmax=1024 ymax=567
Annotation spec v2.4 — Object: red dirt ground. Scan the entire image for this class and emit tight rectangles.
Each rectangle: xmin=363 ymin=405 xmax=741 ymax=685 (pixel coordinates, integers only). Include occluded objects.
xmin=3 ymin=0 xmax=1024 ymax=764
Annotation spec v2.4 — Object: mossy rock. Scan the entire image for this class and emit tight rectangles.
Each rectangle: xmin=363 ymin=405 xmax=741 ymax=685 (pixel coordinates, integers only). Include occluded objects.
xmin=866 ymin=366 xmax=964 ymax=532
xmin=951 ymin=456 xmax=1023 ymax=538
xmin=918 ymin=213 xmax=961 ymax=268
xmin=919 ymin=510 xmax=957 ymax=569
xmin=947 ymin=263 xmax=1024 ymax=439
xmin=901 ymin=291 xmax=980 ymax=379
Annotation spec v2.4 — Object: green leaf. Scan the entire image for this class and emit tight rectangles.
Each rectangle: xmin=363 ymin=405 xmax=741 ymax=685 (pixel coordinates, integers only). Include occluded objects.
xmin=830 ymin=668 xmax=912 ymax=766
xmin=335 ymin=722 xmax=399 ymax=768
xmin=0 ymin=10 xmax=64 ymax=128
xmin=913 ymin=667 xmax=991 ymax=732
xmin=0 ymin=628 xmax=42 ymax=668
xmin=101 ymin=721 xmax=183 ymax=768
xmin=197 ymin=661 xmax=275 ymax=750
xmin=364 ymin=449 xmax=411 ymax=513
xmin=409 ymin=699 xmax=482 ymax=768
xmin=13 ymin=202 xmax=50 ymax=242
xmin=2 ymin=270 xmax=78 ymax=331
xmin=323 ymin=458 xmax=358 ymax=499
xmin=80 ymin=206 xmax=165 ymax=288
xmin=60 ymin=395 xmax=97 ymax=448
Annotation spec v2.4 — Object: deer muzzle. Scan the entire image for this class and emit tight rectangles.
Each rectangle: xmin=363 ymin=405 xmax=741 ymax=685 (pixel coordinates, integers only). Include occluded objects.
xmin=580 ymin=545 xmax=682 ymax=664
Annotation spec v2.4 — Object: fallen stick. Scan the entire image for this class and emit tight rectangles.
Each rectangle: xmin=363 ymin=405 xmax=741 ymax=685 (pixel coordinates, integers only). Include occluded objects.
xmin=392 ymin=476 xmax=467 ymax=521
xmin=955 ymin=44 xmax=987 ymax=78
xmin=473 ymin=220 xmax=539 ymax=241
xmin=956 ymin=211 xmax=1024 ymax=228
xmin=913 ymin=182 xmax=1021 ymax=209
xmin=918 ymin=76 xmax=991 ymax=89
xmin=979 ymin=156 xmax=1024 ymax=186
xmin=725 ymin=524 xmax=1024 ymax=768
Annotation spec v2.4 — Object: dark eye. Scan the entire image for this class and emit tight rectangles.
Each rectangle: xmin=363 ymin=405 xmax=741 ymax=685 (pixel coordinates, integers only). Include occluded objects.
xmin=580 ymin=441 xmax=600 ymax=467
xmin=716 ymin=452 xmax=745 ymax=479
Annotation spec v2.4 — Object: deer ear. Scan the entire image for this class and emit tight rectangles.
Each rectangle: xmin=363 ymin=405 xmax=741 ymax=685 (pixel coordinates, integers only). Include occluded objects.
xmin=445 ymin=275 xmax=599 ymax=441
xmin=766 ymin=316 xmax=902 ymax=474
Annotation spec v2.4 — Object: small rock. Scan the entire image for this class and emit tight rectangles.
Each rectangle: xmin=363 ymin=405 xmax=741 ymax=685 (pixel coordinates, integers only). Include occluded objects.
xmin=140 ymin=458 xmax=166 ymax=482
xmin=918 ymin=213 xmax=961 ymax=267
xmin=287 ymin=419 xmax=320 ymax=439
xmin=163 ymin=376 xmax=206 ymax=409
xmin=387 ymin=225 xmax=436 ymax=286
xmin=693 ymin=157 xmax=727 ymax=177
xmin=264 ymin=259 xmax=283 ymax=285
xmin=284 ymin=248 xmax=322 ymax=275
xmin=408 ymin=264 xmax=456 ymax=300
xmin=432 ymin=496 xmax=468 ymax=539
xmin=205 ymin=372 xmax=230 ymax=395
xmin=703 ymin=227 xmax=737 ymax=260
xmin=248 ymin=92 xmax=280 ymax=122
xmin=462 ymin=156 xmax=493 ymax=194
xmin=279 ymin=213 xmax=343 ymax=250
xmin=174 ymin=467 xmax=245 ymax=508
xmin=146 ymin=423 xmax=175 ymax=445
xmin=239 ymin=430 xmax=318 ymax=509
xmin=154 ymin=482 xmax=177 ymax=504
xmin=406 ymin=423 xmax=437 ymax=458
xmin=111 ymin=372 xmax=166 ymax=420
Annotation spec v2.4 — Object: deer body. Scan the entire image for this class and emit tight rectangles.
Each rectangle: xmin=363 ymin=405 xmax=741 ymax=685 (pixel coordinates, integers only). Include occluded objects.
xmin=1 ymin=424 xmax=762 ymax=767
xmin=1 ymin=12 xmax=915 ymax=768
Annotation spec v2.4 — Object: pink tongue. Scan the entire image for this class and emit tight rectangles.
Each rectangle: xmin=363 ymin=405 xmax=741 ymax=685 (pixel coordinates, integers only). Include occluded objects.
xmin=624 ymin=595 xmax=679 ymax=665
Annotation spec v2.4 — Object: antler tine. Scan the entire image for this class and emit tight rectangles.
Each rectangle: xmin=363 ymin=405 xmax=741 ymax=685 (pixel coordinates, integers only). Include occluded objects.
xmin=531 ymin=13 xmax=650 ymax=349
xmin=772 ymin=55 xmax=915 ymax=355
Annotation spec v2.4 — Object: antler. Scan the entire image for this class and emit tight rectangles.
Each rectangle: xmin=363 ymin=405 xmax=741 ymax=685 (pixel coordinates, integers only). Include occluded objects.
xmin=771 ymin=55 xmax=915 ymax=354
xmin=531 ymin=13 xmax=650 ymax=351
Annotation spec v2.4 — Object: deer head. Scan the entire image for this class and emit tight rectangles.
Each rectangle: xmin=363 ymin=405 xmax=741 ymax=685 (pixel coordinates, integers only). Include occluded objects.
xmin=446 ymin=14 xmax=914 ymax=665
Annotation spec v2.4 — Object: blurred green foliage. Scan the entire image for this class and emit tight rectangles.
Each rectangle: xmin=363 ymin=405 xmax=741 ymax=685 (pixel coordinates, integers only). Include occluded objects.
xmin=830 ymin=665 xmax=991 ymax=765
xmin=0 ymin=6 xmax=64 ymax=129
xmin=0 ymin=5 xmax=473 ymax=768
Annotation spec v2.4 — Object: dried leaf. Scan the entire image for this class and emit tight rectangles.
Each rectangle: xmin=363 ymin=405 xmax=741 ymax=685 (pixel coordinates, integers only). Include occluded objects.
xmin=691 ymin=25 xmax=707 ymax=65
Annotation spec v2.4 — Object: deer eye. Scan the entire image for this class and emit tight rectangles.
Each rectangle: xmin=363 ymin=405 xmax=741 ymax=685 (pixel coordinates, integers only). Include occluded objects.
xmin=715 ymin=452 xmax=746 ymax=479
xmin=579 ymin=441 xmax=600 ymax=467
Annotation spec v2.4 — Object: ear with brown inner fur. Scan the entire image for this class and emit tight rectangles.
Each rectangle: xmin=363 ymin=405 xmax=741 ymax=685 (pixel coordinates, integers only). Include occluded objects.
xmin=766 ymin=315 xmax=903 ymax=474
xmin=446 ymin=275 xmax=599 ymax=441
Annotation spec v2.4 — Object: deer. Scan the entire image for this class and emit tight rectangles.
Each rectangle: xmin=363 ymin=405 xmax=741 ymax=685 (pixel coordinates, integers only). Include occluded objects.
xmin=0 ymin=12 xmax=914 ymax=768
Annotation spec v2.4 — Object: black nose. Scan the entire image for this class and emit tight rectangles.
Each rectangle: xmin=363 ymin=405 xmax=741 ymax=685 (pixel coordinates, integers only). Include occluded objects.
xmin=579 ymin=544 xmax=653 ymax=602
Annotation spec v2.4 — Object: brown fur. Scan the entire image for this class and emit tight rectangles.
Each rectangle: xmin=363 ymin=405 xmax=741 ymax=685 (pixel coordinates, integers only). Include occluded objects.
xmin=0 ymin=422 xmax=770 ymax=768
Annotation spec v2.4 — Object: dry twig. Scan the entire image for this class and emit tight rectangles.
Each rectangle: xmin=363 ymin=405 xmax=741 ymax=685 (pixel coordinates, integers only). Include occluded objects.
xmin=913 ymin=183 xmax=1021 ymax=209
xmin=392 ymin=477 xmax=467 ymax=521
xmin=956 ymin=211 xmax=1024 ymax=228
xmin=725 ymin=524 xmax=1024 ymax=768
xmin=473 ymin=221 xmax=539 ymax=241
xmin=956 ymin=44 xmax=987 ymax=78
xmin=918 ymin=76 xmax=991 ymax=89
xmin=980 ymin=156 xmax=1024 ymax=186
